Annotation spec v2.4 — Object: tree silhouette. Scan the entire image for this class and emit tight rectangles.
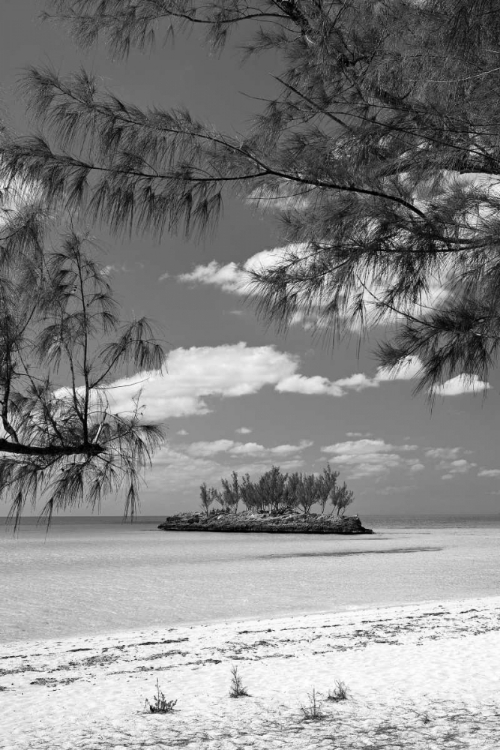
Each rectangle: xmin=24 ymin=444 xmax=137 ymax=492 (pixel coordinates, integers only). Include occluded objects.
xmin=0 ymin=191 xmax=165 ymax=527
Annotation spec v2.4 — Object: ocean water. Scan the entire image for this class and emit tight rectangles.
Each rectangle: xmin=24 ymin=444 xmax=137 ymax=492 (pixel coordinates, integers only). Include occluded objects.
xmin=1 ymin=514 xmax=500 ymax=643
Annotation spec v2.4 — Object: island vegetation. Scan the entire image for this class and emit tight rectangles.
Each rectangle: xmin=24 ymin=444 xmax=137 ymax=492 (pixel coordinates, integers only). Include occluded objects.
xmin=159 ymin=464 xmax=373 ymax=534
xmin=200 ymin=465 xmax=353 ymax=517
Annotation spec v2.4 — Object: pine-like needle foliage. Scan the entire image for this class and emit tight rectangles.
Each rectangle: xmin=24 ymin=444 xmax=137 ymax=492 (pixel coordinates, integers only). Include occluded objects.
xmin=0 ymin=192 xmax=165 ymax=528
xmin=4 ymin=1 xmax=500 ymax=394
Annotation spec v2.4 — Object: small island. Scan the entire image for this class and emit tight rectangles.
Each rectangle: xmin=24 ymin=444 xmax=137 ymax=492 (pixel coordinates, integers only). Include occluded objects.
xmin=158 ymin=509 xmax=373 ymax=534
xmin=159 ymin=465 xmax=373 ymax=535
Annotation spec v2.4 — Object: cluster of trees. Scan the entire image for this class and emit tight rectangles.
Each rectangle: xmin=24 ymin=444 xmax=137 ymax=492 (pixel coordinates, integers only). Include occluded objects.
xmin=199 ymin=465 xmax=354 ymax=517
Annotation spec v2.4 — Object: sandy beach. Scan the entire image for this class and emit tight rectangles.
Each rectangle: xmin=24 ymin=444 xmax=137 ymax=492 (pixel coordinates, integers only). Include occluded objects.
xmin=2 ymin=596 xmax=500 ymax=749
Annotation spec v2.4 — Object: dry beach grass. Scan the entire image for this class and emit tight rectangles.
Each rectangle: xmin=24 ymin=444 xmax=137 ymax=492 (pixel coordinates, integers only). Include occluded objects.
xmin=2 ymin=597 xmax=500 ymax=749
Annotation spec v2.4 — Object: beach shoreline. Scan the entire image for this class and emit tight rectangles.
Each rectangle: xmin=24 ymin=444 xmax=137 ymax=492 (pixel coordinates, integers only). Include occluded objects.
xmin=3 ymin=596 xmax=500 ymax=749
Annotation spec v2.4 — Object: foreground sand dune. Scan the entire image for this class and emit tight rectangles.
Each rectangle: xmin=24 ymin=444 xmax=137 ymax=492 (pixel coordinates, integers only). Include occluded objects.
xmin=2 ymin=597 xmax=500 ymax=749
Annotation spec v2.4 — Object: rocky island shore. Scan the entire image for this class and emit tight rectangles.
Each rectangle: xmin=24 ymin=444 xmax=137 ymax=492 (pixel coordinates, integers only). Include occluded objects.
xmin=158 ymin=510 xmax=373 ymax=534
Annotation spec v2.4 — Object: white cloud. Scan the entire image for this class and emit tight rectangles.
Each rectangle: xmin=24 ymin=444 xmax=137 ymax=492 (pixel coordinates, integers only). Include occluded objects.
xmin=185 ymin=438 xmax=313 ymax=458
xmin=176 ymin=429 xmax=189 ymax=436
xmin=320 ymin=438 xmax=419 ymax=479
xmin=235 ymin=427 xmax=252 ymax=434
xmin=437 ymin=458 xmax=477 ymax=476
xmin=333 ymin=373 xmax=378 ymax=392
xmin=179 ymin=260 xmax=248 ymax=294
xmin=276 ymin=374 xmax=344 ymax=397
xmin=270 ymin=440 xmax=313 ymax=456
xmin=431 ymin=374 xmax=491 ymax=396
xmin=346 ymin=432 xmax=372 ymax=438
xmin=178 ymin=246 xmax=302 ymax=296
xmin=158 ymin=272 xmax=170 ymax=281
xmin=425 ymin=447 xmax=463 ymax=460
xmin=478 ymin=469 xmax=500 ymax=478
xmin=322 ymin=439 xmax=417 ymax=455
xmin=441 ymin=474 xmax=454 ymax=480
xmin=103 ymin=343 xmax=426 ymax=427
xmin=228 ymin=442 xmax=268 ymax=456
xmin=186 ymin=439 xmax=236 ymax=457
xmin=410 ymin=463 xmax=425 ymax=472
xmin=105 ymin=342 xmax=298 ymax=421
xmin=275 ymin=357 xmax=422 ymax=398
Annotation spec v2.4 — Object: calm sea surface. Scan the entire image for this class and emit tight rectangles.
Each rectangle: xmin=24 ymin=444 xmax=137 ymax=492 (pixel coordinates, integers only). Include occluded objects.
xmin=1 ymin=514 xmax=500 ymax=643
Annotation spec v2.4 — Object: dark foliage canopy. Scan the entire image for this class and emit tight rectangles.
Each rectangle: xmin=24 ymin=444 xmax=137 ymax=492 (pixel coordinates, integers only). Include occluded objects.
xmin=2 ymin=0 xmax=500 ymax=398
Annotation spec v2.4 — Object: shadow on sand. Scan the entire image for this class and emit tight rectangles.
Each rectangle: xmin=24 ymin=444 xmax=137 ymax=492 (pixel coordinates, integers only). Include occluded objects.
xmin=261 ymin=546 xmax=441 ymax=559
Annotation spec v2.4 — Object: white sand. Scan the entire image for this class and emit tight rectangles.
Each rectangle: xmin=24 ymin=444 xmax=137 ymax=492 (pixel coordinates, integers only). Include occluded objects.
xmin=2 ymin=597 xmax=500 ymax=749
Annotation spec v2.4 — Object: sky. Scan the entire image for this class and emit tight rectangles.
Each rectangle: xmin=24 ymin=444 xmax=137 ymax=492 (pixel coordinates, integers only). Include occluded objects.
xmin=1 ymin=2 xmax=499 ymax=517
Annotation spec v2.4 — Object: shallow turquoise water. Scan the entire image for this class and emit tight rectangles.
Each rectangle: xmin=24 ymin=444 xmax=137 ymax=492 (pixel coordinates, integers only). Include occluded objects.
xmin=1 ymin=515 xmax=500 ymax=643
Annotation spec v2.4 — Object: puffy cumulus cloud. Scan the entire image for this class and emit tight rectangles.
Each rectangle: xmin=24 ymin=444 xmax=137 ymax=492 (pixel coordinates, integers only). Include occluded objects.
xmin=178 ymin=259 xmax=247 ymax=294
xmin=333 ymin=373 xmax=378 ymax=392
xmin=177 ymin=245 xmax=305 ymax=295
xmin=437 ymin=458 xmax=477 ymax=477
xmin=478 ymin=469 xmax=500 ymax=478
xmin=185 ymin=439 xmax=313 ymax=458
xmin=346 ymin=432 xmax=372 ymax=438
xmin=431 ymin=374 xmax=491 ymax=396
xmin=105 ymin=342 xmax=298 ymax=421
xmin=320 ymin=438 xmax=420 ymax=480
xmin=235 ymin=427 xmax=252 ymax=434
xmin=409 ymin=463 xmax=425 ymax=473
xmin=104 ymin=344 xmax=427 ymax=426
xmin=276 ymin=374 xmax=344 ymax=397
xmin=275 ymin=357 xmax=422 ymax=398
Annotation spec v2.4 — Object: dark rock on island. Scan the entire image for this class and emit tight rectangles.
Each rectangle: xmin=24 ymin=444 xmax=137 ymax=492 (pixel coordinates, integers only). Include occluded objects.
xmin=158 ymin=510 xmax=373 ymax=534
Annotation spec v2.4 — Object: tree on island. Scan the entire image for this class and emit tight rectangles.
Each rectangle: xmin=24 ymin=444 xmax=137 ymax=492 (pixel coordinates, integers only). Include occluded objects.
xmin=202 ymin=464 xmax=355 ymax=516
xmin=330 ymin=482 xmax=355 ymax=517
xmin=0 ymin=197 xmax=165 ymax=528
xmin=221 ymin=471 xmax=240 ymax=513
xmin=317 ymin=465 xmax=340 ymax=514
xmin=3 ymin=1 xmax=500 ymax=396
xmin=199 ymin=483 xmax=213 ymax=517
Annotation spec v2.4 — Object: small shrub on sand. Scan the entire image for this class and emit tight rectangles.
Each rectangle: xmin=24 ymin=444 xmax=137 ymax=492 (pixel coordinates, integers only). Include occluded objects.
xmin=327 ymin=680 xmax=349 ymax=702
xmin=300 ymin=688 xmax=325 ymax=721
xmin=229 ymin=665 xmax=249 ymax=698
xmin=146 ymin=679 xmax=177 ymax=713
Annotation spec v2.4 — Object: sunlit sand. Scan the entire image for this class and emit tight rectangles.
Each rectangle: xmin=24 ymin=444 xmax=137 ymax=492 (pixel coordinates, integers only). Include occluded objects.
xmin=2 ymin=596 xmax=500 ymax=749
